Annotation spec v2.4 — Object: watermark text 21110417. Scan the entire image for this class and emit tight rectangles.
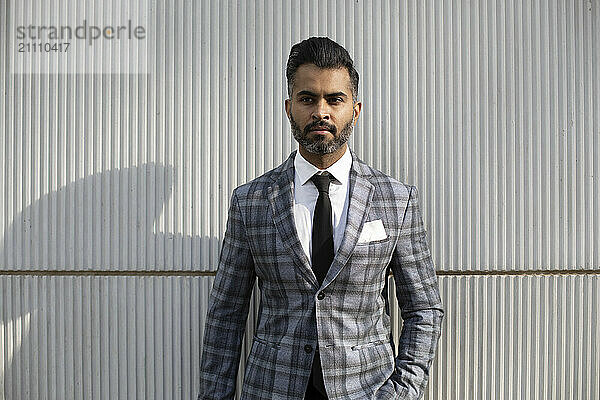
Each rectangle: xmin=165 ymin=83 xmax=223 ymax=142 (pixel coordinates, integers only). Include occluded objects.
xmin=18 ymin=42 xmax=70 ymax=53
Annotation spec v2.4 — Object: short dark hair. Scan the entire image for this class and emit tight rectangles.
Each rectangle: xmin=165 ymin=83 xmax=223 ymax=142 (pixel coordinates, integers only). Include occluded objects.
xmin=286 ymin=37 xmax=359 ymax=101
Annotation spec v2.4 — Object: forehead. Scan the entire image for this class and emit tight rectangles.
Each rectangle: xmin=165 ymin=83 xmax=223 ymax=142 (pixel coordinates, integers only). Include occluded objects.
xmin=292 ymin=64 xmax=352 ymax=95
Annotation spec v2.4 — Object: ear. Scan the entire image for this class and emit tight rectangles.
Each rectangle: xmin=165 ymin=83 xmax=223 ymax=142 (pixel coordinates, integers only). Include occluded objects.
xmin=285 ymin=98 xmax=291 ymax=119
xmin=352 ymin=101 xmax=362 ymax=126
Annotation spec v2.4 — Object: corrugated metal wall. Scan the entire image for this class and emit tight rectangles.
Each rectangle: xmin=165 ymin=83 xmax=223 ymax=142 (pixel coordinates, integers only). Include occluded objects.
xmin=1 ymin=0 xmax=599 ymax=399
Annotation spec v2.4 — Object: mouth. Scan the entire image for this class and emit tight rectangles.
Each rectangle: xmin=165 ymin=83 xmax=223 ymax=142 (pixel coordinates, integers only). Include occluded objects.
xmin=309 ymin=123 xmax=335 ymax=134
xmin=310 ymin=129 xmax=332 ymax=135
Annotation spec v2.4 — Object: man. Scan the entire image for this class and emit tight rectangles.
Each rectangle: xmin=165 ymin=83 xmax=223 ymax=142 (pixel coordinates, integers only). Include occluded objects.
xmin=199 ymin=37 xmax=443 ymax=400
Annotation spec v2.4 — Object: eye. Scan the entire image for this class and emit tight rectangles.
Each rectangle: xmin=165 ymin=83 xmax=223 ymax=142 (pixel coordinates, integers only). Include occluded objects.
xmin=299 ymin=97 xmax=313 ymax=103
xmin=328 ymin=97 xmax=344 ymax=104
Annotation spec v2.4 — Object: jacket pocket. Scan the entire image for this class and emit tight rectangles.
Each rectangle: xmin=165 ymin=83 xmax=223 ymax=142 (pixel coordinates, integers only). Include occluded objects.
xmin=252 ymin=335 xmax=281 ymax=349
xmin=351 ymin=339 xmax=389 ymax=351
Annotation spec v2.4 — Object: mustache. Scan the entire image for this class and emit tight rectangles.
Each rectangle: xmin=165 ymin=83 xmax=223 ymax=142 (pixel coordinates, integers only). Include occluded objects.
xmin=304 ymin=120 xmax=337 ymax=135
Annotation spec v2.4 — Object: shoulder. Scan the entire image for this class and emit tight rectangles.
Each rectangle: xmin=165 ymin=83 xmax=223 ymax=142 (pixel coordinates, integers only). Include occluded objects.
xmin=231 ymin=153 xmax=294 ymax=201
xmin=232 ymin=172 xmax=273 ymax=200
xmin=352 ymin=153 xmax=414 ymax=201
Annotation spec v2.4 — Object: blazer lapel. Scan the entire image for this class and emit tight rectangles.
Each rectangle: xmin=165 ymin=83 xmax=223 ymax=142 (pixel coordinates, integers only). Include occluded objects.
xmin=322 ymin=150 xmax=374 ymax=287
xmin=267 ymin=151 xmax=318 ymax=287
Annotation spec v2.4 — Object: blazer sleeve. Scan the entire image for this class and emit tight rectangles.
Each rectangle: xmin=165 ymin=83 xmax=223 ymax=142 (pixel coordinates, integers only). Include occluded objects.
xmin=388 ymin=185 xmax=444 ymax=400
xmin=198 ymin=189 xmax=256 ymax=399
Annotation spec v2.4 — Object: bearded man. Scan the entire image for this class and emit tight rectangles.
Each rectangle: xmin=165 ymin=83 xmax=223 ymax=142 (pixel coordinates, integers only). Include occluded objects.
xmin=199 ymin=37 xmax=444 ymax=400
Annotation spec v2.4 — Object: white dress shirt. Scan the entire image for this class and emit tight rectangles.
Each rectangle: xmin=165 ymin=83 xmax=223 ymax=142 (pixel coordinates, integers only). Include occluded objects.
xmin=293 ymin=146 xmax=352 ymax=265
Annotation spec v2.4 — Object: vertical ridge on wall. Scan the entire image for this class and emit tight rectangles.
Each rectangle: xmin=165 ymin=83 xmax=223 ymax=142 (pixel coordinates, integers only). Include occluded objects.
xmin=1 ymin=276 xmax=211 ymax=399
xmin=426 ymin=275 xmax=600 ymax=400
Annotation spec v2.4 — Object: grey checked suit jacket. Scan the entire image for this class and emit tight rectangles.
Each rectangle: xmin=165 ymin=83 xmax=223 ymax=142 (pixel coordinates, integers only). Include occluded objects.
xmin=199 ymin=149 xmax=444 ymax=400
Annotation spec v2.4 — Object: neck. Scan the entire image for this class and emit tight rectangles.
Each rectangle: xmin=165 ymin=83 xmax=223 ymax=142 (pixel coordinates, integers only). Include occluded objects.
xmin=298 ymin=144 xmax=347 ymax=169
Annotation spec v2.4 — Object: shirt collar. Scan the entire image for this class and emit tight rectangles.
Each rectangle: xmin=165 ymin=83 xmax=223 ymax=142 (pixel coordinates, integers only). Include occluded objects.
xmin=294 ymin=145 xmax=352 ymax=186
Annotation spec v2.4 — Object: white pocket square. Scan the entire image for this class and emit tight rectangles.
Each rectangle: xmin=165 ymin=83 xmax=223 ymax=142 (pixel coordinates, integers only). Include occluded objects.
xmin=357 ymin=219 xmax=387 ymax=244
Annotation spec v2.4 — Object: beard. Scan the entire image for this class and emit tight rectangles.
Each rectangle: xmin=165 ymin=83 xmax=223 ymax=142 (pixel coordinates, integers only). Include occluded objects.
xmin=290 ymin=115 xmax=354 ymax=155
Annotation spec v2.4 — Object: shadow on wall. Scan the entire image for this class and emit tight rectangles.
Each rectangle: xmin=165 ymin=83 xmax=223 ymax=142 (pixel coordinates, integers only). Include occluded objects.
xmin=0 ymin=163 xmax=220 ymax=394
xmin=0 ymin=162 xmax=221 ymax=269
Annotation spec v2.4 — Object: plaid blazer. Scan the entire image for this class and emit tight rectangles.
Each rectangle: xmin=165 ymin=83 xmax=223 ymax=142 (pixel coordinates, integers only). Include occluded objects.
xmin=199 ymin=149 xmax=444 ymax=400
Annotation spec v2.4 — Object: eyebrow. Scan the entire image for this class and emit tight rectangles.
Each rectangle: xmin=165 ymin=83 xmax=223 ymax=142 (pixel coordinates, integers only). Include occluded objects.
xmin=296 ymin=90 xmax=349 ymax=98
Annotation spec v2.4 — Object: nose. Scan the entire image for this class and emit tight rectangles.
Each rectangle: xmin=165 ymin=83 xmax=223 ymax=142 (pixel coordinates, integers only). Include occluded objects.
xmin=311 ymin=99 xmax=331 ymax=121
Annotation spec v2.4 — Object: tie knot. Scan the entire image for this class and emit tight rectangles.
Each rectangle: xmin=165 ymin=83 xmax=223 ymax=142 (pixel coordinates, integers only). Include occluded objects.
xmin=310 ymin=172 xmax=333 ymax=194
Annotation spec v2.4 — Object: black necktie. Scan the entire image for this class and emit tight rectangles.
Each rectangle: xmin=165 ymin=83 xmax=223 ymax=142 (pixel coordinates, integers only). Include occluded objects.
xmin=308 ymin=172 xmax=334 ymax=398
xmin=310 ymin=172 xmax=334 ymax=286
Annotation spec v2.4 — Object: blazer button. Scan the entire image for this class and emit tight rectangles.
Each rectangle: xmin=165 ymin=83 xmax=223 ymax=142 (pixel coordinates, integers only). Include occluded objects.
xmin=317 ymin=292 xmax=325 ymax=300
xmin=304 ymin=344 xmax=313 ymax=353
